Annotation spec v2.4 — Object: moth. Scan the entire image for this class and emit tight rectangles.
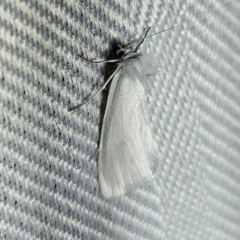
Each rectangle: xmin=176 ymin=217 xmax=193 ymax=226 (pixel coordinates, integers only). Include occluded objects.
xmin=69 ymin=27 xmax=175 ymax=198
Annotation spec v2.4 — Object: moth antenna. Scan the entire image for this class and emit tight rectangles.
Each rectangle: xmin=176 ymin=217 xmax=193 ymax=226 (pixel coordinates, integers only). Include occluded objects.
xmin=79 ymin=55 xmax=121 ymax=64
xmin=134 ymin=27 xmax=151 ymax=51
xmin=146 ymin=25 xmax=177 ymax=39
xmin=68 ymin=65 xmax=122 ymax=111
xmin=124 ymin=25 xmax=176 ymax=52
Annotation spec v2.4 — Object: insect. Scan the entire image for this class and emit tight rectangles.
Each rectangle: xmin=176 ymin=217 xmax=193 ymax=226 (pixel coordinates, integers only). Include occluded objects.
xmin=69 ymin=27 xmax=176 ymax=198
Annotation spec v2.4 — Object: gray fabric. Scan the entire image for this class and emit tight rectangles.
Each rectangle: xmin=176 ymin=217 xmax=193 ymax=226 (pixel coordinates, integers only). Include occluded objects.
xmin=0 ymin=0 xmax=240 ymax=239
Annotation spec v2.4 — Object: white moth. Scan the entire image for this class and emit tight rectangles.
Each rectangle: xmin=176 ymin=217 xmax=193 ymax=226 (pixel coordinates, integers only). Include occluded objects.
xmin=69 ymin=27 xmax=174 ymax=198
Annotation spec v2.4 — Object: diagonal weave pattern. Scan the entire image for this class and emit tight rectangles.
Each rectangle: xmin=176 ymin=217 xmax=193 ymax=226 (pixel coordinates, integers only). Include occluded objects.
xmin=0 ymin=0 xmax=240 ymax=239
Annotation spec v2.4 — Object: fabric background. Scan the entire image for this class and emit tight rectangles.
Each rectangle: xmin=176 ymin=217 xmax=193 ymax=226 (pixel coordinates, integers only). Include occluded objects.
xmin=0 ymin=0 xmax=240 ymax=239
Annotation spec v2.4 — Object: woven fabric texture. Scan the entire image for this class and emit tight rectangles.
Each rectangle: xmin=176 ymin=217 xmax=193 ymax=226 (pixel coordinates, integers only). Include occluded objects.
xmin=0 ymin=0 xmax=240 ymax=239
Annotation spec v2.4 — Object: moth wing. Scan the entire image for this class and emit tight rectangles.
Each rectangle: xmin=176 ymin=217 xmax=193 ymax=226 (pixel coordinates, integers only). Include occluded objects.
xmin=98 ymin=63 xmax=159 ymax=198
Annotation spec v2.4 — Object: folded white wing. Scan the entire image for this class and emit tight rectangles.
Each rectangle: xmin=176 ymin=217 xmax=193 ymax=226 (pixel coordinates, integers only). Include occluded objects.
xmin=98 ymin=61 xmax=160 ymax=198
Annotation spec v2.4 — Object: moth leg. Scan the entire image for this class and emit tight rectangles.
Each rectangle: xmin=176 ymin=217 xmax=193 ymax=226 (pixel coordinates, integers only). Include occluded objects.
xmin=68 ymin=65 xmax=122 ymax=111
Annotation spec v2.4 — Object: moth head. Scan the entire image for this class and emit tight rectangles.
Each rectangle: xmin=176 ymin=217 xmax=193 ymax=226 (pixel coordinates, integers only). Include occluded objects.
xmin=117 ymin=28 xmax=151 ymax=59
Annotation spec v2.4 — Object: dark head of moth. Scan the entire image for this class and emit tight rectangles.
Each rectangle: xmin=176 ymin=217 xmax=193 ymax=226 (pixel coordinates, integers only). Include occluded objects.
xmin=116 ymin=27 xmax=150 ymax=62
